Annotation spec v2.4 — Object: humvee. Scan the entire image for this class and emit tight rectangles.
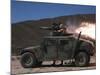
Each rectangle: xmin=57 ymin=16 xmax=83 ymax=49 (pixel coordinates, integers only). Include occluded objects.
xmin=19 ymin=31 xmax=94 ymax=68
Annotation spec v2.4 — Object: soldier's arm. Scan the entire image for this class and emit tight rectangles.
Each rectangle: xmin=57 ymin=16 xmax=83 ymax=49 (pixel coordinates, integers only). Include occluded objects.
xmin=57 ymin=29 xmax=64 ymax=32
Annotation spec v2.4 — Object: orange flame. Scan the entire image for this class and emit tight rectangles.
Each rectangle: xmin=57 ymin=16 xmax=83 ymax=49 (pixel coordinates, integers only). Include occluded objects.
xmin=75 ymin=22 xmax=95 ymax=39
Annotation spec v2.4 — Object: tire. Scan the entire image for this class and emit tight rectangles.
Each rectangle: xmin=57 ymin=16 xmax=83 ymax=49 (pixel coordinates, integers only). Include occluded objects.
xmin=75 ymin=51 xmax=90 ymax=67
xmin=20 ymin=52 xmax=37 ymax=68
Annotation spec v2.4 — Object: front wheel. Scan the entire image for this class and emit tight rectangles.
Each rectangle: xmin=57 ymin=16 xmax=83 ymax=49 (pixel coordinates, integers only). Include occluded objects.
xmin=75 ymin=51 xmax=90 ymax=67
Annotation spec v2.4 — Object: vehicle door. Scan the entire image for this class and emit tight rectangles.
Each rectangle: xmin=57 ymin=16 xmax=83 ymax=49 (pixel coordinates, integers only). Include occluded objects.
xmin=44 ymin=39 xmax=58 ymax=60
xmin=58 ymin=38 xmax=75 ymax=59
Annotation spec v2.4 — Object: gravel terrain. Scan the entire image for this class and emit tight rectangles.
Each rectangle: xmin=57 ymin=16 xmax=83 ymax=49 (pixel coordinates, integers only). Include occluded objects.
xmin=11 ymin=56 xmax=96 ymax=75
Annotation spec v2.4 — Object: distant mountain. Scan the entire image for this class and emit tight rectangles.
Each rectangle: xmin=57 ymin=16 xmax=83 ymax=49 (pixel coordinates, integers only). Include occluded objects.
xmin=12 ymin=14 xmax=96 ymax=55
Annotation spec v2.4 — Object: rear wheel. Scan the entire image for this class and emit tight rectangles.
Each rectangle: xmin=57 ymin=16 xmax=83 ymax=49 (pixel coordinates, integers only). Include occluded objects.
xmin=20 ymin=52 xmax=37 ymax=68
xmin=75 ymin=51 xmax=90 ymax=67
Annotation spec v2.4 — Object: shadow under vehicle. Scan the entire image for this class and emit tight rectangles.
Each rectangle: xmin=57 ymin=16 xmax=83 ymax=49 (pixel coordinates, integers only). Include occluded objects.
xmin=19 ymin=26 xmax=95 ymax=68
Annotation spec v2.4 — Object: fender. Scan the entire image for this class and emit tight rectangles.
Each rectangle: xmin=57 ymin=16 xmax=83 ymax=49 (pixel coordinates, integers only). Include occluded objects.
xmin=20 ymin=46 xmax=44 ymax=60
xmin=78 ymin=40 xmax=95 ymax=56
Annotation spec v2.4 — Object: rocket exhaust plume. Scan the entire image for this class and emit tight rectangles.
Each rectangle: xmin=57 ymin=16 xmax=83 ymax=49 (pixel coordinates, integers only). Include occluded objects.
xmin=75 ymin=22 xmax=95 ymax=39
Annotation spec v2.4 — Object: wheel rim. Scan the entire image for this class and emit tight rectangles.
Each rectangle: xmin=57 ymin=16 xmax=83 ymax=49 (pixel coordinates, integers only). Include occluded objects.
xmin=75 ymin=52 xmax=87 ymax=66
xmin=77 ymin=54 xmax=86 ymax=65
xmin=23 ymin=55 xmax=33 ymax=66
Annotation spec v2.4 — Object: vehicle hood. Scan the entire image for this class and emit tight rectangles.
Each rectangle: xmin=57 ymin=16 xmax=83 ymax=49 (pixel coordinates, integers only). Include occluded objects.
xmin=23 ymin=45 xmax=40 ymax=50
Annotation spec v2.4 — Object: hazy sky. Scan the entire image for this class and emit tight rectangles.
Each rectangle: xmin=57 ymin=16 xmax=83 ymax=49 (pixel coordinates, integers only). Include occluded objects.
xmin=11 ymin=1 xmax=96 ymax=23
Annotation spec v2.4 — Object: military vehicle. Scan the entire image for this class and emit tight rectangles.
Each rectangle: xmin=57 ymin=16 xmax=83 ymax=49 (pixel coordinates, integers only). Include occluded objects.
xmin=19 ymin=24 xmax=94 ymax=68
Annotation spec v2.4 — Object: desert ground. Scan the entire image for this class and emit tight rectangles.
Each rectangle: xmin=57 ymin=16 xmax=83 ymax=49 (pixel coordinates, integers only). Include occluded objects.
xmin=11 ymin=56 xmax=96 ymax=75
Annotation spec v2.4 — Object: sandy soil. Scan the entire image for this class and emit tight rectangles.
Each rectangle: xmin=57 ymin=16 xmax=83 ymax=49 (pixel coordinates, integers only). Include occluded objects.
xmin=11 ymin=56 xmax=96 ymax=75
